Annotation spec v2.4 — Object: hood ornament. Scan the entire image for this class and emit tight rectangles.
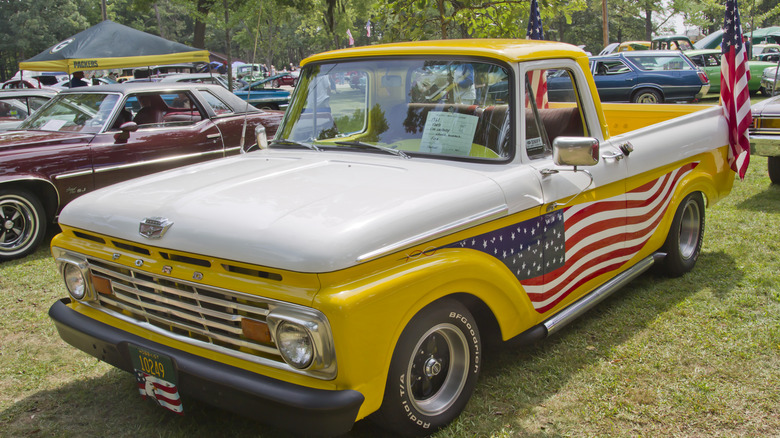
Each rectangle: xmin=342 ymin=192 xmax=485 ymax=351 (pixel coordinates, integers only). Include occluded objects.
xmin=139 ymin=217 xmax=173 ymax=239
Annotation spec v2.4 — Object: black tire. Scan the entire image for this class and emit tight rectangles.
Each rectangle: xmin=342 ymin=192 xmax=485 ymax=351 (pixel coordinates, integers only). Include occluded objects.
xmin=0 ymin=189 xmax=47 ymax=261
xmin=632 ymin=89 xmax=662 ymax=103
xmin=271 ymin=80 xmax=280 ymax=88
xmin=372 ymin=298 xmax=481 ymax=436
xmin=660 ymin=192 xmax=704 ymax=277
xmin=768 ymin=156 xmax=780 ymax=185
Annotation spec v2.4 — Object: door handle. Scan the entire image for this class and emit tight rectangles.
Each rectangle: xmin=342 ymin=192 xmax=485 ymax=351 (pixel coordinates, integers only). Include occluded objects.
xmin=601 ymin=152 xmax=624 ymax=161
xmin=207 ymin=133 xmax=221 ymax=139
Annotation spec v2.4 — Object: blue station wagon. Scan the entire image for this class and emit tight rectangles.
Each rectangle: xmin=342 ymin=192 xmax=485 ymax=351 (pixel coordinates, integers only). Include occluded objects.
xmin=549 ymin=51 xmax=710 ymax=103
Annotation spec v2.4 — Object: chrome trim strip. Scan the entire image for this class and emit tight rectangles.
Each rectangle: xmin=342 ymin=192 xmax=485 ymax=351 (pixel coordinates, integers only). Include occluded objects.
xmin=356 ymin=205 xmax=508 ymax=263
xmin=93 ymin=149 xmax=224 ymax=174
xmin=98 ymin=294 xmax=280 ymax=355
xmin=543 ymin=255 xmax=655 ymax=336
xmin=53 ymin=169 xmax=94 ymax=180
xmin=89 ymin=263 xmax=272 ymax=315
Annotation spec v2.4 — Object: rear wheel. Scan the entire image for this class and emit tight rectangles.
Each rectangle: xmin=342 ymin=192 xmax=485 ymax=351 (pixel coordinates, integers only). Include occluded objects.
xmin=632 ymin=89 xmax=662 ymax=103
xmin=0 ymin=189 xmax=47 ymax=261
xmin=372 ymin=298 xmax=481 ymax=436
xmin=768 ymin=156 xmax=780 ymax=185
xmin=660 ymin=192 xmax=704 ymax=277
xmin=271 ymin=80 xmax=280 ymax=88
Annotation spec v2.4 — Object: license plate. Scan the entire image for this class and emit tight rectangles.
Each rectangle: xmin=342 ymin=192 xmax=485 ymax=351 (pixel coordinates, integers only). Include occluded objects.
xmin=128 ymin=344 xmax=183 ymax=414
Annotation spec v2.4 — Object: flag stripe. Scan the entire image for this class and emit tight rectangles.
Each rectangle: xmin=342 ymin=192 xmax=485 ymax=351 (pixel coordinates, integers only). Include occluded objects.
xmin=520 ymin=164 xmax=696 ymax=311
xmin=720 ymin=0 xmax=751 ymax=180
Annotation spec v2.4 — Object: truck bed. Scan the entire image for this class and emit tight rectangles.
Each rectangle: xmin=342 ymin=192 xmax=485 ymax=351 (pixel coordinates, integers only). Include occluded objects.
xmin=601 ymin=102 xmax=718 ymax=136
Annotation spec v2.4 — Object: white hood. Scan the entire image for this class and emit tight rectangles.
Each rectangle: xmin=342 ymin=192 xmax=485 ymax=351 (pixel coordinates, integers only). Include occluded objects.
xmin=59 ymin=150 xmax=508 ymax=272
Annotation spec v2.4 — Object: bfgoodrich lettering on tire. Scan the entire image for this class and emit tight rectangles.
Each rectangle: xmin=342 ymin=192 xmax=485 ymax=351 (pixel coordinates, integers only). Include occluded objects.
xmin=660 ymin=191 xmax=704 ymax=277
xmin=372 ymin=298 xmax=481 ymax=436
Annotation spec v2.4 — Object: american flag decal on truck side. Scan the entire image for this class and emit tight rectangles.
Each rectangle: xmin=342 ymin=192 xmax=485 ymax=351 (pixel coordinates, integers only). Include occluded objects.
xmin=446 ymin=162 xmax=697 ymax=313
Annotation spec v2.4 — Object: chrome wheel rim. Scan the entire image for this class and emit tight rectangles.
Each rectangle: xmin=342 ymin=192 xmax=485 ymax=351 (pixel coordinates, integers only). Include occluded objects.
xmin=637 ymin=93 xmax=658 ymax=103
xmin=0 ymin=196 xmax=36 ymax=254
xmin=406 ymin=323 xmax=469 ymax=416
xmin=678 ymin=198 xmax=701 ymax=260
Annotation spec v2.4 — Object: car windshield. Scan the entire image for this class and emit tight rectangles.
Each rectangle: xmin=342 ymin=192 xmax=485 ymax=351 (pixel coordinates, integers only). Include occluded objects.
xmin=19 ymin=93 xmax=119 ymax=133
xmin=276 ymin=58 xmax=512 ymax=160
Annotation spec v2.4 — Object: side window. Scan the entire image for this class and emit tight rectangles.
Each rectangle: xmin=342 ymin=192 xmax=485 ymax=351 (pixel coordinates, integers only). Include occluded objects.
xmin=200 ymin=91 xmax=233 ymax=116
xmin=525 ymin=68 xmax=588 ymax=160
xmin=118 ymin=92 xmax=204 ymax=129
xmin=595 ymin=60 xmax=630 ymax=75
xmin=28 ymin=96 xmax=50 ymax=112
xmin=0 ymin=98 xmax=28 ymax=120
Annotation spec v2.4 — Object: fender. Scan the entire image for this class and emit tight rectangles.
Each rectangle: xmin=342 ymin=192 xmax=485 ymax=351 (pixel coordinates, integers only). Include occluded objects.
xmin=0 ymin=174 xmax=61 ymax=213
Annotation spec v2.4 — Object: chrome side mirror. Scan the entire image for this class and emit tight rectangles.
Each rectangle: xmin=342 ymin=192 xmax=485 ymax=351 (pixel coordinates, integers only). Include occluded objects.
xmin=242 ymin=125 xmax=268 ymax=154
xmin=553 ymin=136 xmax=599 ymax=167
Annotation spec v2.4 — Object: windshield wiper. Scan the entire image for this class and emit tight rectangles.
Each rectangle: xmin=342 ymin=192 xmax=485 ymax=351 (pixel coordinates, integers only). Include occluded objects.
xmin=334 ymin=141 xmax=410 ymax=159
xmin=269 ymin=138 xmax=321 ymax=151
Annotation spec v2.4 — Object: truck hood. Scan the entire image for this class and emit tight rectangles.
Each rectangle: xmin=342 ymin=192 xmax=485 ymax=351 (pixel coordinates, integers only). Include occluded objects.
xmin=59 ymin=150 xmax=507 ymax=272
xmin=0 ymin=130 xmax=93 ymax=149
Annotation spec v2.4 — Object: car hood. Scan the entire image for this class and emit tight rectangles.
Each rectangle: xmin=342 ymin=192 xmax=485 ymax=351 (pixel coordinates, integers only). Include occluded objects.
xmin=751 ymin=94 xmax=780 ymax=116
xmin=0 ymin=130 xmax=93 ymax=149
xmin=59 ymin=150 xmax=507 ymax=272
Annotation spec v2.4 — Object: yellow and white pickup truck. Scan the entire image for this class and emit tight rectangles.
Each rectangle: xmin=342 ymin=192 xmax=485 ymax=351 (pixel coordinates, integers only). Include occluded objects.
xmin=48 ymin=40 xmax=735 ymax=436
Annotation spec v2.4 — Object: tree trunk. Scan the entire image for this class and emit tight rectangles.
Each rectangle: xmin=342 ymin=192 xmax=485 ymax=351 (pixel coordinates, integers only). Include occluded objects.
xmin=645 ymin=8 xmax=652 ymax=41
xmin=193 ymin=0 xmax=213 ymax=49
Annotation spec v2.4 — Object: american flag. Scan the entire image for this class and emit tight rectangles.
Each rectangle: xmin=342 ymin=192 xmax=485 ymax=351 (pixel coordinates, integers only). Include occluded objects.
xmin=366 ymin=20 xmax=371 ymax=37
xmin=720 ymin=0 xmax=751 ymax=180
xmin=445 ymin=164 xmax=696 ymax=313
xmin=347 ymin=29 xmax=354 ymax=46
xmin=526 ymin=0 xmax=548 ymax=108
xmin=136 ymin=370 xmax=183 ymax=414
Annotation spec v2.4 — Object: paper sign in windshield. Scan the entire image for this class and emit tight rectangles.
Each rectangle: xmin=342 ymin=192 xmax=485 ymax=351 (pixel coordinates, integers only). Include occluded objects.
xmin=41 ymin=119 xmax=67 ymax=131
xmin=420 ymin=111 xmax=478 ymax=155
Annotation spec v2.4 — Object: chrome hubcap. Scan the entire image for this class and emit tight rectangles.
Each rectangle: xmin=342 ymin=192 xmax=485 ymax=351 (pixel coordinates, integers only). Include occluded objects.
xmin=678 ymin=198 xmax=701 ymax=259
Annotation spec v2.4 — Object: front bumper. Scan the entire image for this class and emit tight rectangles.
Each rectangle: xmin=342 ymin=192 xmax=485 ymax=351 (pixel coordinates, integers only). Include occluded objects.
xmin=49 ymin=299 xmax=364 ymax=436
xmin=749 ymin=133 xmax=780 ymax=157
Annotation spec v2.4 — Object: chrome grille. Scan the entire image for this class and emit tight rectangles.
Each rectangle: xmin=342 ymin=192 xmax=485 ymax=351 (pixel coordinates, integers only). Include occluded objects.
xmin=87 ymin=258 xmax=283 ymax=363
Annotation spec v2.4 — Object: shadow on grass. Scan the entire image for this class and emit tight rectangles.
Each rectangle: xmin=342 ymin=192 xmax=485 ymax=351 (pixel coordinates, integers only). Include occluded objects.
xmin=444 ymin=249 xmax=741 ymax=435
xmin=735 ymin=184 xmax=780 ymax=213
xmin=0 ymin=251 xmax=741 ymax=438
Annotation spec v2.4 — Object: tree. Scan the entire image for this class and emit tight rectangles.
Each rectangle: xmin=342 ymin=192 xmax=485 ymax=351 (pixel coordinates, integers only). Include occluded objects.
xmin=0 ymin=0 xmax=94 ymax=80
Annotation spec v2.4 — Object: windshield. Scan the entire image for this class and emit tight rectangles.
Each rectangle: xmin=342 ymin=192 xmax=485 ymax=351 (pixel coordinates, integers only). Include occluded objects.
xmin=19 ymin=93 xmax=119 ymax=133
xmin=276 ymin=58 xmax=512 ymax=160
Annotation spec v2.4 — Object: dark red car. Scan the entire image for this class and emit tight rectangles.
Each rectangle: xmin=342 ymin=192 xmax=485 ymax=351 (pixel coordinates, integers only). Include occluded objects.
xmin=0 ymin=83 xmax=283 ymax=260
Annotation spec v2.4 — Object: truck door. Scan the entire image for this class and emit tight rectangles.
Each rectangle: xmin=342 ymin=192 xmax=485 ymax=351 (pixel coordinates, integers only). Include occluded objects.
xmin=520 ymin=66 xmax=630 ymax=315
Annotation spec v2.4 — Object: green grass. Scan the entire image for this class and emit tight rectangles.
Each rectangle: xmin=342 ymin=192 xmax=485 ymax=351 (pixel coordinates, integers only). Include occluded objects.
xmin=1 ymin=159 xmax=779 ymax=437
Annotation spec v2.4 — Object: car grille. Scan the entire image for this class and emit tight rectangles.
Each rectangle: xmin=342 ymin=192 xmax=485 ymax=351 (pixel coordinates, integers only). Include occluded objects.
xmin=86 ymin=257 xmax=285 ymax=365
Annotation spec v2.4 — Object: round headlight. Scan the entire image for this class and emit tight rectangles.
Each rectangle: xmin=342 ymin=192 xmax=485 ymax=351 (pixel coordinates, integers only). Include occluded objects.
xmin=63 ymin=263 xmax=87 ymax=300
xmin=276 ymin=322 xmax=313 ymax=369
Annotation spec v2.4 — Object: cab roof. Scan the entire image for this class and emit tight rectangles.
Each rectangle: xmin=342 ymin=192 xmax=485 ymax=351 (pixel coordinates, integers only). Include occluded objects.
xmin=302 ymin=39 xmax=587 ymax=66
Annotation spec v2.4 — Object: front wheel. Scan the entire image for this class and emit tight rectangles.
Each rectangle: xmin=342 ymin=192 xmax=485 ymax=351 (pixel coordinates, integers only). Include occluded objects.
xmin=632 ymin=89 xmax=662 ymax=103
xmin=372 ymin=298 xmax=481 ymax=436
xmin=768 ymin=156 xmax=780 ymax=185
xmin=660 ymin=192 xmax=704 ymax=277
xmin=271 ymin=80 xmax=280 ymax=88
xmin=0 ymin=189 xmax=47 ymax=261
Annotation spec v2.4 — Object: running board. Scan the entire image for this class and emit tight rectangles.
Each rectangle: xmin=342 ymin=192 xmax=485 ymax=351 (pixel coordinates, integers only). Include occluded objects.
xmin=543 ymin=253 xmax=663 ymax=336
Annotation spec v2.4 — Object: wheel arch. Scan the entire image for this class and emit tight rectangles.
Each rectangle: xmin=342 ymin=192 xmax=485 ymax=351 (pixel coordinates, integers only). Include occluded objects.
xmin=630 ymin=85 xmax=664 ymax=101
xmin=0 ymin=176 xmax=60 ymax=223
xmin=323 ymin=250 xmax=542 ymax=419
